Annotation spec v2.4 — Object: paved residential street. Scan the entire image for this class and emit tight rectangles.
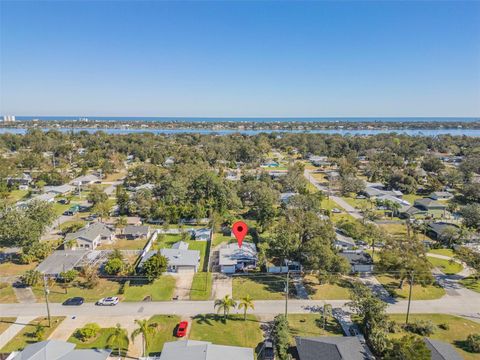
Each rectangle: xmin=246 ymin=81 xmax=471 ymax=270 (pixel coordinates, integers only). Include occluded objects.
xmin=1 ymin=295 xmax=479 ymax=322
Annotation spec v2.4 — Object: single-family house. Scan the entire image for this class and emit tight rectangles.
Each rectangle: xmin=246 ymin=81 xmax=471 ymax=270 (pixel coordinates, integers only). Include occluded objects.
xmin=424 ymin=338 xmax=463 ymax=360
xmin=219 ymin=242 xmax=257 ymax=274
xmin=339 ymin=251 xmax=374 ymax=273
xmin=139 ymin=245 xmax=200 ymax=273
xmin=121 ymin=225 xmax=151 ymax=240
xmin=309 ymin=155 xmax=330 ymax=167
xmin=44 ymin=184 xmax=75 ymax=196
xmin=327 ymin=171 xmax=340 ymax=182
xmin=8 ymin=340 xmax=111 ymax=360
xmin=192 ymin=228 xmax=212 ymax=241
xmin=160 ymin=340 xmax=254 ymax=360
xmin=70 ymin=174 xmax=100 ymax=186
xmin=414 ymin=198 xmax=447 ymax=211
xmin=429 ymin=191 xmax=454 ymax=201
xmin=6 ymin=173 xmax=32 ymax=187
xmin=36 ymin=250 xmax=90 ymax=276
xmin=295 ymin=336 xmax=371 ymax=360
xmin=335 ymin=230 xmax=356 ymax=250
xmin=427 ymin=222 xmax=460 ymax=241
xmin=164 ymin=157 xmax=175 ymax=166
xmin=135 ymin=183 xmax=155 ymax=192
xmin=64 ymin=222 xmax=114 ymax=250
xmin=363 ymin=183 xmax=404 ymax=199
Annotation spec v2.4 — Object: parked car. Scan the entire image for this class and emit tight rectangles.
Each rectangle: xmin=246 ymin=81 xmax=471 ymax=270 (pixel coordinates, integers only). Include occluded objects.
xmin=63 ymin=297 xmax=84 ymax=306
xmin=176 ymin=321 xmax=188 ymax=337
xmin=262 ymin=339 xmax=275 ymax=360
xmin=58 ymin=198 xmax=70 ymax=205
xmin=96 ymin=296 xmax=119 ymax=306
xmin=85 ymin=214 xmax=98 ymax=221
xmin=332 ymin=208 xmax=341 ymax=213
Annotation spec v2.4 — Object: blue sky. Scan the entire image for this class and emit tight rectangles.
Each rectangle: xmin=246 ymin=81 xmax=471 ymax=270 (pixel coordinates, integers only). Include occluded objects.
xmin=1 ymin=1 xmax=479 ymax=117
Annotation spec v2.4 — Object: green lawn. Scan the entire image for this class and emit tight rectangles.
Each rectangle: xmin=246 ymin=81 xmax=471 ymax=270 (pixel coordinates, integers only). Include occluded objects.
xmin=1 ymin=316 xmax=65 ymax=353
xmin=233 ymin=275 xmax=286 ymax=300
xmin=190 ymin=272 xmax=213 ymax=300
xmin=428 ymin=248 xmax=456 ymax=258
xmin=7 ymin=189 xmax=29 ymax=203
xmin=123 ymin=276 xmax=176 ymax=301
xmin=0 ymin=318 xmax=16 ymax=335
xmin=32 ymin=278 xmax=121 ymax=303
xmin=68 ymin=326 xmax=129 ymax=357
xmin=0 ymin=283 xmax=17 ymax=303
xmin=145 ymin=315 xmax=181 ymax=355
xmin=460 ymin=277 xmax=480 ymax=293
xmin=288 ymin=314 xmax=344 ymax=344
xmin=378 ymin=223 xmax=408 ymax=238
xmin=376 ymin=275 xmax=446 ymax=300
xmin=187 ymin=241 xmax=208 ymax=271
xmin=58 ymin=219 xmax=86 ymax=232
xmin=190 ymin=314 xmax=263 ymax=349
xmin=212 ymin=233 xmax=233 ymax=247
xmin=427 ymin=256 xmax=463 ymax=275
xmin=389 ymin=314 xmax=480 ymax=360
xmin=402 ymin=194 xmax=423 ymax=205
xmin=303 ymin=275 xmax=352 ymax=300
xmin=0 ymin=261 xmax=37 ymax=276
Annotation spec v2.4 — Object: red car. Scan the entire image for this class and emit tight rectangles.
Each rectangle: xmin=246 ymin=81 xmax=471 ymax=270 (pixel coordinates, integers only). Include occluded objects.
xmin=176 ymin=321 xmax=188 ymax=337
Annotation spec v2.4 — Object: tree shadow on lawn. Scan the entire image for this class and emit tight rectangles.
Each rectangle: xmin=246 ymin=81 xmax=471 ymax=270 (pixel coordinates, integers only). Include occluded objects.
xmin=192 ymin=313 xmax=262 ymax=327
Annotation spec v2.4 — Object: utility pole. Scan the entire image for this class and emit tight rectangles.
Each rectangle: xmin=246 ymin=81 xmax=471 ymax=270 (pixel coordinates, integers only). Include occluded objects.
xmin=405 ymin=271 xmax=414 ymax=325
xmin=284 ymin=270 xmax=289 ymax=317
xmin=43 ymin=275 xmax=52 ymax=327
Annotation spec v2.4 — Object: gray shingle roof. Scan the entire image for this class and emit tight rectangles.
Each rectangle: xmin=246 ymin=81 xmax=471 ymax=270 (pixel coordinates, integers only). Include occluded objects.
xmin=64 ymin=223 xmax=113 ymax=243
xmin=424 ymin=338 xmax=463 ymax=360
xmin=123 ymin=225 xmax=149 ymax=236
xmin=296 ymin=337 xmax=370 ymax=360
xmin=11 ymin=340 xmax=111 ymax=360
xmin=160 ymin=340 xmax=254 ymax=360
xmin=36 ymin=250 xmax=89 ymax=275
xmin=339 ymin=252 xmax=373 ymax=266
xmin=219 ymin=242 xmax=257 ymax=266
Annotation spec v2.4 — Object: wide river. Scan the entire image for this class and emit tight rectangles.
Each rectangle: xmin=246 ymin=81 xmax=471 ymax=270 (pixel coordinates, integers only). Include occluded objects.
xmin=1 ymin=127 xmax=480 ymax=136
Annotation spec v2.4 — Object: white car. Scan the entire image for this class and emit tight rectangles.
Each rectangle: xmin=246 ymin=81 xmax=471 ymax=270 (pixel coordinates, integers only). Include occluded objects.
xmin=96 ymin=296 xmax=119 ymax=306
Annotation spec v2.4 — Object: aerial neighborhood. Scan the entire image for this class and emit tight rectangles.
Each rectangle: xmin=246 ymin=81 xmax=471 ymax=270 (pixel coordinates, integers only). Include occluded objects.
xmin=0 ymin=130 xmax=479 ymax=360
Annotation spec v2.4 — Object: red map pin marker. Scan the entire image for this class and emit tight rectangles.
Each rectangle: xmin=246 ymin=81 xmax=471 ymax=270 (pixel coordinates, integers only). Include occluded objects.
xmin=232 ymin=221 xmax=248 ymax=248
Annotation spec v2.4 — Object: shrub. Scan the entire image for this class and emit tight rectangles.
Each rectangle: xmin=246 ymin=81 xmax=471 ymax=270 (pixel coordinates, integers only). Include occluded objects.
xmin=272 ymin=314 xmax=290 ymax=360
xmin=439 ymin=323 xmax=450 ymax=330
xmin=465 ymin=333 xmax=480 ymax=353
xmin=75 ymin=323 xmax=101 ymax=342
xmin=33 ymin=324 xmax=45 ymax=341
xmin=404 ymin=320 xmax=436 ymax=336
xmin=104 ymin=258 xmax=124 ymax=275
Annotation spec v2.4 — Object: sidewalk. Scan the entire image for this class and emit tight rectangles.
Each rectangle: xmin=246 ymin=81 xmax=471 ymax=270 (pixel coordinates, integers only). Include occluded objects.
xmin=0 ymin=316 xmax=35 ymax=349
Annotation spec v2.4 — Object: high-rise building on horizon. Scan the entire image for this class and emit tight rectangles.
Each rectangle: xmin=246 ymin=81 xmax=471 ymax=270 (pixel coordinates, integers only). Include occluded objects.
xmin=2 ymin=115 xmax=16 ymax=122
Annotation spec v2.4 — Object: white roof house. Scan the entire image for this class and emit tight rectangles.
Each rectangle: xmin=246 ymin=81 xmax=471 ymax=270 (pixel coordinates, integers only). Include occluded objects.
xmin=70 ymin=174 xmax=100 ymax=186
xmin=139 ymin=246 xmax=200 ymax=273
xmin=64 ymin=223 xmax=114 ymax=250
xmin=44 ymin=184 xmax=75 ymax=195
xmin=219 ymin=242 xmax=257 ymax=274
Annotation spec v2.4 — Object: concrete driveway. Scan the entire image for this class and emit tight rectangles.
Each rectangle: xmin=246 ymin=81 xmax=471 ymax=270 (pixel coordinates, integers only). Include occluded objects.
xmin=172 ymin=271 xmax=195 ymax=300
xmin=211 ymin=273 xmax=232 ymax=299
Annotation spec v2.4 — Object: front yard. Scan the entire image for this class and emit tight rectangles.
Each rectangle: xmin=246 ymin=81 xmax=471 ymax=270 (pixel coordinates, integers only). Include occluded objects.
xmin=389 ymin=314 xmax=480 ymax=360
xmin=189 ymin=314 xmax=263 ymax=349
xmin=460 ymin=277 xmax=480 ymax=293
xmin=190 ymin=272 xmax=213 ymax=300
xmin=32 ymin=278 xmax=121 ymax=303
xmin=427 ymin=256 xmax=463 ymax=275
xmin=122 ymin=276 xmax=176 ymax=301
xmin=376 ymin=275 xmax=446 ymax=300
xmin=1 ymin=316 xmax=65 ymax=353
xmin=303 ymin=275 xmax=352 ymax=300
xmin=287 ymin=314 xmax=343 ymax=344
xmin=0 ymin=261 xmax=37 ymax=276
xmin=68 ymin=325 xmax=129 ymax=357
xmin=233 ymin=274 xmax=286 ymax=300
xmin=145 ymin=315 xmax=181 ymax=355
xmin=0 ymin=283 xmax=17 ymax=303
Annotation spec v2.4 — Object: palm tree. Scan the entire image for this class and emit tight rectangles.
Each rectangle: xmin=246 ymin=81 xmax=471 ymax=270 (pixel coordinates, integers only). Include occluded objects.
xmin=214 ymin=295 xmax=236 ymax=322
xmin=115 ymin=216 xmax=128 ymax=234
xmin=106 ymin=323 xmax=127 ymax=357
xmin=131 ymin=319 xmax=158 ymax=357
xmin=238 ymin=295 xmax=255 ymax=321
